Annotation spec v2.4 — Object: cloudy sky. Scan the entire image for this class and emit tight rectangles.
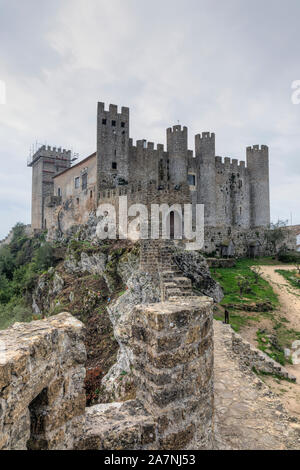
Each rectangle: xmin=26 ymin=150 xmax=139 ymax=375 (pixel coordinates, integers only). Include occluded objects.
xmin=0 ymin=0 xmax=299 ymax=238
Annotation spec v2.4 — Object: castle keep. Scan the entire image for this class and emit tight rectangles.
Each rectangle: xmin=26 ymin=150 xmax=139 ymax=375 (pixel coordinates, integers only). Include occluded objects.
xmin=28 ymin=102 xmax=271 ymax=255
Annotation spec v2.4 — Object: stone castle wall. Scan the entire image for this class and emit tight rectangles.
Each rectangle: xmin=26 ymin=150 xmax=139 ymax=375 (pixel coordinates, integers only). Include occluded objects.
xmin=0 ymin=313 xmax=86 ymax=450
xmin=28 ymin=145 xmax=72 ymax=230
xmin=220 ymin=323 xmax=296 ymax=382
xmin=32 ymin=102 xmax=273 ymax=247
xmin=1 ymin=298 xmax=214 ymax=451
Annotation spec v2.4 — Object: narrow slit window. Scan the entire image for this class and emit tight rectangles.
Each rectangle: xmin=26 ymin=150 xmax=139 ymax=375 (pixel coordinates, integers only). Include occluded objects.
xmin=188 ymin=174 xmax=196 ymax=186
xmin=82 ymin=173 xmax=87 ymax=190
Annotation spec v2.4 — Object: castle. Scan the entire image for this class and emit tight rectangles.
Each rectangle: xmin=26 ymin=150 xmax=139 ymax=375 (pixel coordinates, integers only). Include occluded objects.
xmin=28 ymin=102 xmax=272 ymax=256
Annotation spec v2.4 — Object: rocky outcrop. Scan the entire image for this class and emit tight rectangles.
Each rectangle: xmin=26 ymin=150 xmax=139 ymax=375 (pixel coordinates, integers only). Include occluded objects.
xmin=64 ymin=251 xmax=107 ymax=276
xmin=32 ymin=269 xmax=65 ymax=315
xmin=173 ymin=249 xmax=224 ymax=303
xmin=101 ymin=269 xmax=160 ymax=401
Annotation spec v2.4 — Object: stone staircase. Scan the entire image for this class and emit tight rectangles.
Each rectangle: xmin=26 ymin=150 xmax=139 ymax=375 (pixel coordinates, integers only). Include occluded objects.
xmin=160 ymin=269 xmax=194 ymax=301
xmin=140 ymin=240 xmax=195 ymax=301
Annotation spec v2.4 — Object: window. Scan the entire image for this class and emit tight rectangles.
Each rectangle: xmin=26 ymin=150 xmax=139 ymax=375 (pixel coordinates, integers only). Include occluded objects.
xmin=188 ymin=174 xmax=196 ymax=186
xmin=102 ymin=118 xmax=107 ymax=125
xmin=121 ymin=122 xmax=125 ymax=128
xmin=90 ymin=190 xmax=93 ymax=199
xmin=76 ymin=198 xmax=80 ymax=205
xmin=111 ymin=120 xmax=116 ymax=127
xmin=82 ymin=173 xmax=87 ymax=190
xmin=75 ymin=177 xmax=80 ymax=189
xmin=112 ymin=162 xmax=117 ymax=170
xmin=57 ymin=188 xmax=61 ymax=197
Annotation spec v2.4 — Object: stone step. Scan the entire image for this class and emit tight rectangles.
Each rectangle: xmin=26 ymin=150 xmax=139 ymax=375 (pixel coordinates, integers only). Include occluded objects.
xmin=165 ymin=288 xmax=182 ymax=297
xmin=173 ymin=277 xmax=192 ymax=286
xmin=163 ymin=282 xmax=178 ymax=289
xmin=168 ymin=293 xmax=196 ymax=301
xmin=161 ymin=271 xmax=182 ymax=278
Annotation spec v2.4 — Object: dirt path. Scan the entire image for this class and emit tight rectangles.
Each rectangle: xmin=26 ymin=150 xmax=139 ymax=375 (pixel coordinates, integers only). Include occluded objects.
xmin=214 ymin=320 xmax=300 ymax=449
xmin=243 ymin=265 xmax=300 ymax=416
xmin=258 ymin=265 xmax=300 ymax=331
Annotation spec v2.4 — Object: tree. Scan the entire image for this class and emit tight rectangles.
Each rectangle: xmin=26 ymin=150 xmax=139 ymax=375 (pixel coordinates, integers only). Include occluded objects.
xmin=236 ymin=275 xmax=252 ymax=297
xmin=265 ymin=220 xmax=288 ymax=253
xmin=252 ymin=265 xmax=262 ymax=284
xmin=0 ymin=246 xmax=15 ymax=280
xmin=34 ymin=243 xmax=54 ymax=271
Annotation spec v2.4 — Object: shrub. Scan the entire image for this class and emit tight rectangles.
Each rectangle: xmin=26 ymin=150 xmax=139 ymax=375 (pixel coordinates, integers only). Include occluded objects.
xmin=277 ymin=251 xmax=300 ymax=264
xmin=34 ymin=243 xmax=55 ymax=271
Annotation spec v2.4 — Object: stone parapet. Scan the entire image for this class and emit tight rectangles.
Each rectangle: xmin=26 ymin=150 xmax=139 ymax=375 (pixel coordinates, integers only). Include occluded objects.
xmin=219 ymin=322 xmax=296 ymax=382
xmin=0 ymin=313 xmax=86 ymax=450
xmin=131 ymin=298 xmax=214 ymax=450
xmin=77 ymin=297 xmax=214 ymax=450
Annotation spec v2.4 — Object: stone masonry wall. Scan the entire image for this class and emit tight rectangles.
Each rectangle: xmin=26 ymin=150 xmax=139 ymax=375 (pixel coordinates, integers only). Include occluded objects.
xmin=131 ymin=298 xmax=214 ymax=450
xmin=76 ymin=297 xmax=214 ymax=450
xmin=0 ymin=313 xmax=86 ymax=450
xmin=220 ymin=323 xmax=296 ymax=382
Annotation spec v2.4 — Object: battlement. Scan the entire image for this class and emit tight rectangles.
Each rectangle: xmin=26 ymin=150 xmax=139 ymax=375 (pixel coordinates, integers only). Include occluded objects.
xmin=41 ymin=145 xmax=71 ymax=155
xmin=215 ymin=156 xmax=247 ymax=172
xmin=195 ymin=132 xmax=215 ymax=141
xmin=129 ymin=139 xmax=165 ymax=152
xmin=167 ymin=125 xmax=188 ymax=134
xmin=246 ymin=145 xmax=268 ymax=153
xmin=97 ymin=102 xmax=129 ymax=117
xmin=27 ymin=145 xmax=72 ymax=167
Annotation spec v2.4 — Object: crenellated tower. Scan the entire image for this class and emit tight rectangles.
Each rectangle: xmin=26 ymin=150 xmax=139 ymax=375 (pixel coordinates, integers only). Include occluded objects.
xmin=195 ymin=132 xmax=216 ymax=226
xmin=246 ymin=145 xmax=270 ymax=227
xmin=97 ymin=103 xmax=130 ymax=195
xmin=27 ymin=145 xmax=72 ymax=230
xmin=167 ymin=125 xmax=188 ymax=186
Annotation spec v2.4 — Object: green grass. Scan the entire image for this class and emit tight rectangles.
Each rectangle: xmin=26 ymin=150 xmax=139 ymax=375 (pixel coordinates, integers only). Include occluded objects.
xmin=213 ymin=310 xmax=271 ymax=333
xmin=256 ymin=330 xmax=286 ymax=365
xmin=213 ymin=312 xmax=250 ymax=332
xmin=252 ymin=366 xmax=295 ymax=383
xmin=211 ymin=258 xmax=279 ymax=308
xmin=273 ymin=321 xmax=300 ymax=349
xmin=276 ymin=269 xmax=300 ymax=291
